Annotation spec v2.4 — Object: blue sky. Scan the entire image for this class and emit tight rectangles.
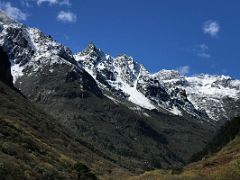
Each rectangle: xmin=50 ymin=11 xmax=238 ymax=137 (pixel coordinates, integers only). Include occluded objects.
xmin=1 ymin=0 xmax=240 ymax=78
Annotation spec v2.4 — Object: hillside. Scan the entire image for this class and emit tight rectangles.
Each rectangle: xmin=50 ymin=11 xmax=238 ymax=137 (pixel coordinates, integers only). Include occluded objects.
xmin=0 ymin=48 xmax=131 ymax=180
xmin=130 ymin=117 xmax=240 ymax=180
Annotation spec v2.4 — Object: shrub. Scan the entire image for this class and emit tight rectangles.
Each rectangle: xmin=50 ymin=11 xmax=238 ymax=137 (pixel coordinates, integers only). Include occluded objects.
xmin=74 ymin=162 xmax=97 ymax=180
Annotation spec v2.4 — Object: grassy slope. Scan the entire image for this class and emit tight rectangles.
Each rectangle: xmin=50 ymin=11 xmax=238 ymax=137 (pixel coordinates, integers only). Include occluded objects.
xmin=0 ymin=80 xmax=132 ymax=180
xmin=130 ymin=117 xmax=240 ymax=180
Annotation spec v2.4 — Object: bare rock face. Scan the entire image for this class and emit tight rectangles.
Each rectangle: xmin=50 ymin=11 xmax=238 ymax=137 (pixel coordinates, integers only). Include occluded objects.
xmin=0 ymin=46 xmax=13 ymax=87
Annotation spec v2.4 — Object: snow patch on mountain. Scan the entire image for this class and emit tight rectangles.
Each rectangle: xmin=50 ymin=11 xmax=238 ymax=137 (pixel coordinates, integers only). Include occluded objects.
xmin=109 ymin=78 xmax=156 ymax=110
xmin=185 ymin=75 xmax=240 ymax=99
xmin=171 ymin=106 xmax=183 ymax=116
xmin=11 ymin=63 xmax=24 ymax=83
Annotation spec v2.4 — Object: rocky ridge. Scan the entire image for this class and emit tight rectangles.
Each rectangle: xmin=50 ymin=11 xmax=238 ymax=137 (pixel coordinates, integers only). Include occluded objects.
xmin=75 ymin=44 xmax=240 ymax=121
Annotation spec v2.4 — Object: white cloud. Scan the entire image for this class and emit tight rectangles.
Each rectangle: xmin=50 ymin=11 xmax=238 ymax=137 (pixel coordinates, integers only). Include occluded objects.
xmin=178 ymin=66 xmax=190 ymax=75
xmin=197 ymin=44 xmax=211 ymax=58
xmin=59 ymin=0 xmax=71 ymax=6
xmin=203 ymin=20 xmax=220 ymax=37
xmin=57 ymin=11 xmax=76 ymax=23
xmin=22 ymin=0 xmax=71 ymax=6
xmin=36 ymin=0 xmax=58 ymax=5
xmin=0 ymin=2 xmax=28 ymax=21
xmin=33 ymin=0 xmax=71 ymax=6
xmin=21 ymin=0 xmax=33 ymax=7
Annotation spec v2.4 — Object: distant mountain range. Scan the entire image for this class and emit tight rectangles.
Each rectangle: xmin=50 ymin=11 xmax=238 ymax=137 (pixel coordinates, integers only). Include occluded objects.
xmin=0 ymin=10 xmax=240 ymax=179
xmin=0 ymin=12 xmax=239 ymax=122
xmin=74 ymin=43 xmax=240 ymax=121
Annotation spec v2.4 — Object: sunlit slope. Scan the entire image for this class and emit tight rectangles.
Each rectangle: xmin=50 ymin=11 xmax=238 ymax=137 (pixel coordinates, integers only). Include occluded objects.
xmin=130 ymin=117 xmax=240 ymax=180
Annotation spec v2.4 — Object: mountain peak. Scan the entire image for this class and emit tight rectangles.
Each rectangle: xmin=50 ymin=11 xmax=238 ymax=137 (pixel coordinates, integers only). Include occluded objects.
xmin=115 ymin=54 xmax=134 ymax=62
xmin=87 ymin=42 xmax=98 ymax=51
xmin=154 ymin=69 xmax=183 ymax=81
xmin=74 ymin=43 xmax=240 ymax=120
xmin=77 ymin=42 xmax=104 ymax=59
xmin=196 ymin=73 xmax=232 ymax=80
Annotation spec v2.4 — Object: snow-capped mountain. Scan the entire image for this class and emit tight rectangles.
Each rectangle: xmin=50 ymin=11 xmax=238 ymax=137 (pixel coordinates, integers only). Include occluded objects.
xmin=0 ymin=11 xmax=101 ymax=97
xmin=75 ymin=44 xmax=240 ymax=121
xmin=75 ymin=44 xmax=158 ymax=110
xmin=155 ymin=71 xmax=240 ymax=120
xmin=0 ymin=11 xmax=227 ymax=170
xmin=0 ymin=11 xmax=239 ymax=122
xmin=0 ymin=12 xmax=74 ymax=78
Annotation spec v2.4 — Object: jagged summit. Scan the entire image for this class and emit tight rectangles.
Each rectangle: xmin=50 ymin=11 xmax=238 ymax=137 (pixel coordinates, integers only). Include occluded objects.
xmin=82 ymin=42 xmax=101 ymax=54
xmin=154 ymin=70 xmax=183 ymax=81
xmin=0 ymin=13 xmax=77 ymax=81
xmin=115 ymin=54 xmax=134 ymax=60
xmin=0 ymin=12 xmax=102 ymax=97
xmin=74 ymin=43 xmax=240 ymax=120
xmin=87 ymin=42 xmax=97 ymax=49
xmin=0 ymin=11 xmax=239 ymax=121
